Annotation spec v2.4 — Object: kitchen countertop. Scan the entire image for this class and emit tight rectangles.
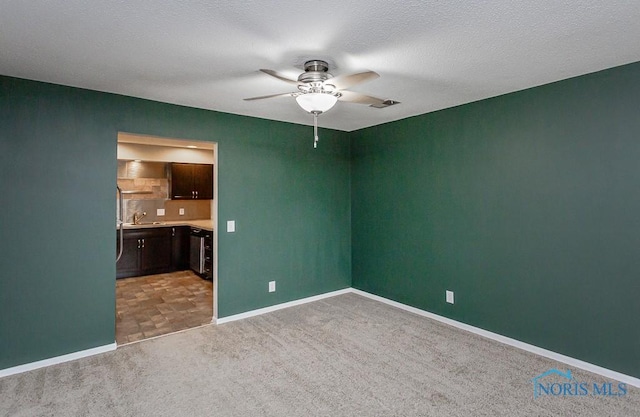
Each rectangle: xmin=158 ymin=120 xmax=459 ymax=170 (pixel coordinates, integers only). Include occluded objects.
xmin=119 ymin=219 xmax=214 ymax=231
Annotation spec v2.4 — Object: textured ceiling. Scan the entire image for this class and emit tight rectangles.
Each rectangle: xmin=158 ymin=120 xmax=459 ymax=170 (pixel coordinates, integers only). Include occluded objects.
xmin=2 ymin=1 xmax=640 ymax=131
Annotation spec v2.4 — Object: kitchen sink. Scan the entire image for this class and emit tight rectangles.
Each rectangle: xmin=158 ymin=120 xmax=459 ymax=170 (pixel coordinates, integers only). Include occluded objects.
xmin=123 ymin=221 xmax=166 ymax=226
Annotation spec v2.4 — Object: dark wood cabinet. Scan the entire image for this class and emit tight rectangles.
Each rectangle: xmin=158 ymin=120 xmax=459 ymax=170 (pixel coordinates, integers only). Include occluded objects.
xmin=117 ymin=227 xmax=188 ymax=279
xmin=171 ymin=226 xmax=190 ymax=271
xmin=117 ymin=234 xmax=142 ymax=278
xmin=203 ymin=230 xmax=213 ymax=280
xmin=140 ymin=229 xmax=172 ymax=273
xmin=170 ymin=163 xmax=194 ymax=199
xmin=170 ymin=163 xmax=213 ymax=200
xmin=193 ymin=164 xmax=213 ymax=199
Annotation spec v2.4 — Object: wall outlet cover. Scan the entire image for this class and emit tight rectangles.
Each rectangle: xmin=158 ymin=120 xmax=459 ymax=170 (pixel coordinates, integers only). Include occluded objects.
xmin=227 ymin=220 xmax=236 ymax=233
xmin=268 ymin=281 xmax=276 ymax=292
xmin=446 ymin=290 xmax=454 ymax=304
xmin=179 ymin=208 xmax=185 ymax=215
xmin=157 ymin=208 xmax=165 ymax=216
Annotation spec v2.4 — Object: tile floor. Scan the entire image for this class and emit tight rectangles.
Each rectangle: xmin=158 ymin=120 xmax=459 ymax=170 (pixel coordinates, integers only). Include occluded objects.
xmin=115 ymin=270 xmax=213 ymax=345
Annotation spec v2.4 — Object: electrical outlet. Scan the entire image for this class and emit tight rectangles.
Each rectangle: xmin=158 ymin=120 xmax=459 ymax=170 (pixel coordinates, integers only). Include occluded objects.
xmin=446 ymin=290 xmax=454 ymax=304
xmin=268 ymin=281 xmax=276 ymax=293
xmin=157 ymin=208 xmax=165 ymax=216
xmin=179 ymin=208 xmax=185 ymax=216
xmin=227 ymin=220 xmax=236 ymax=233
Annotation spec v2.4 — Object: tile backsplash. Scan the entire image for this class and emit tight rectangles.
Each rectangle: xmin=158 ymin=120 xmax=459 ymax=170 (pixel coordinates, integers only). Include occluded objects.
xmin=121 ymin=199 xmax=211 ymax=223
xmin=164 ymin=200 xmax=211 ymax=221
xmin=118 ymin=178 xmax=211 ymax=223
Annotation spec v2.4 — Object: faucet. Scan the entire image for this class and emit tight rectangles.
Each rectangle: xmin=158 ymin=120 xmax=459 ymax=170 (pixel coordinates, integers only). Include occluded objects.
xmin=133 ymin=211 xmax=147 ymax=225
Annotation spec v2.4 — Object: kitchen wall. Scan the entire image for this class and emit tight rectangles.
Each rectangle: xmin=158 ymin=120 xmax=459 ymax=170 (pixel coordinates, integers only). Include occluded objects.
xmin=351 ymin=61 xmax=640 ymax=378
xmin=117 ymin=142 xmax=214 ymax=164
xmin=0 ymin=76 xmax=352 ymax=370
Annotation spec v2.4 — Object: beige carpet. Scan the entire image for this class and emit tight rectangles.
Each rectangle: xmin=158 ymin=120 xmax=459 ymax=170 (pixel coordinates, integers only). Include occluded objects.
xmin=1 ymin=293 xmax=638 ymax=416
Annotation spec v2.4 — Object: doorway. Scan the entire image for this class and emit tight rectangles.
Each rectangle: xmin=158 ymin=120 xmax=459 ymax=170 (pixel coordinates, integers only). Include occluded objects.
xmin=115 ymin=132 xmax=218 ymax=345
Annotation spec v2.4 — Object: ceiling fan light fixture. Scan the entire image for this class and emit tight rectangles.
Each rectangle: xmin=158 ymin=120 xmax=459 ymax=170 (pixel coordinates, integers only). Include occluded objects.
xmin=246 ymin=60 xmax=387 ymax=148
xmin=295 ymin=92 xmax=338 ymax=114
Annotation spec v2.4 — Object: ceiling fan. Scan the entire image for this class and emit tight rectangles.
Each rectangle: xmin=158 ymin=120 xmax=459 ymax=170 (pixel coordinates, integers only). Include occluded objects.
xmin=245 ymin=60 xmax=399 ymax=148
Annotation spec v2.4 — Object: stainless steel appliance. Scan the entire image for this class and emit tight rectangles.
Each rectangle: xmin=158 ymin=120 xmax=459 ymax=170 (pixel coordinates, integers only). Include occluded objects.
xmin=190 ymin=227 xmax=212 ymax=280
xmin=190 ymin=228 xmax=205 ymax=274
xmin=116 ymin=186 xmax=124 ymax=262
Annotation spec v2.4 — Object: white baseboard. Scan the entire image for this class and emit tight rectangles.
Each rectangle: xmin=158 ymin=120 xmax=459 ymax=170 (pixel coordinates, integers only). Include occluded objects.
xmin=0 ymin=343 xmax=117 ymax=379
xmin=1 ymin=288 xmax=353 ymax=378
xmin=215 ymin=288 xmax=352 ymax=324
xmin=4 ymin=287 xmax=638 ymax=388
xmin=350 ymin=288 xmax=640 ymax=388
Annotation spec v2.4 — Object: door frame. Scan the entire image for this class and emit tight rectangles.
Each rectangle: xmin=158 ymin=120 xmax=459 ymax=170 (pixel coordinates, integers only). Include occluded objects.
xmin=116 ymin=132 xmax=219 ymax=333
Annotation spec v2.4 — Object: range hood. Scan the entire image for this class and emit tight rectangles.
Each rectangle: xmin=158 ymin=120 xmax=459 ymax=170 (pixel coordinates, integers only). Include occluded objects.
xmin=120 ymin=190 xmax=153 ymax=194
xmin=117 ymin=160 xmax=168 ymax=179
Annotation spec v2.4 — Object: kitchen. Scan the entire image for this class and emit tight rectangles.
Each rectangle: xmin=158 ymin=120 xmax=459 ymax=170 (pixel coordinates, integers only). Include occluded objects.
xmin=115 ymin=133 xmax=216 ymax=345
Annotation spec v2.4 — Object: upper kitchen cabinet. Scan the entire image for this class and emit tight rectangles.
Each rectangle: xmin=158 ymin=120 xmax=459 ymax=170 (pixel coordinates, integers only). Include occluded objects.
xmin=170 ymin=163 xmax=213 ymax=200
xmin=192 ymin=164 xmax=214 ymax=199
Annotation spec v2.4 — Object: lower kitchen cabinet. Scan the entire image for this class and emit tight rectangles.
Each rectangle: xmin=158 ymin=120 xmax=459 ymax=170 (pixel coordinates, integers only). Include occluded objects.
xmin=171 ymin=226 xmax=190 ymax=271
xmin=203 ymin=231 xmax=213 ymax=280
xmin=117 ymin=234 xmax=142 ymax=278
xmin=116 ymin=226 xmax=189 ymax=279
xmin=141 ymin=229 xmax=172 ymax=273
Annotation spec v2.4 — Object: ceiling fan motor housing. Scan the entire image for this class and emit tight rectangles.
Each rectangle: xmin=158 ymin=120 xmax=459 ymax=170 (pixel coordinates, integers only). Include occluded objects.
xmin=303 ymin=60 xmax=329 ymax=73
xmin=298 ymin=60 xmax=338 ymax=94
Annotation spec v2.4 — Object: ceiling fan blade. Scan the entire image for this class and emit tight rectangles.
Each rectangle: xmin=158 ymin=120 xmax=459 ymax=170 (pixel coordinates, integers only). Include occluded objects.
xmin=337 ymin=90 xmax=386 ymax=106
xmin=325 ymin=71 xmax=379 ymax=90
xmin=260 ymin=69 xmax=300 ymax=85
xmin=243 ymin=92 xmax=296 ymax=101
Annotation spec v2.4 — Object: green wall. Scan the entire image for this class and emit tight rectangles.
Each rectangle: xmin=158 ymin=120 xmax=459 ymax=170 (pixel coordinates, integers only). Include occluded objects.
xmin=0 ymin=77 xmax=351 ymax=369
xmin=351 ymin=62 xmax=640 ymax=378
xmin=3 ymin=61 xmax=640 ymax=378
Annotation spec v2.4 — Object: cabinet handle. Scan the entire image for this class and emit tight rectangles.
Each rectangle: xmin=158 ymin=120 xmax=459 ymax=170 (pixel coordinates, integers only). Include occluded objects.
xmin=141 ymin=239 xmax=145 ymax=248
xmin=195 ymin=190 xmax=198 ymax=198
xmin=172 ymin=227 xmax=175 ymax=237
xmin=137 ymin=239 xmax=140 ymax=249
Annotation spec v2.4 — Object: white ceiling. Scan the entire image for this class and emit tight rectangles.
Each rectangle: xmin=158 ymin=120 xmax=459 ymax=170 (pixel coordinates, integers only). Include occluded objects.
xmin=2 ymin=1 xmax=640 ymax=132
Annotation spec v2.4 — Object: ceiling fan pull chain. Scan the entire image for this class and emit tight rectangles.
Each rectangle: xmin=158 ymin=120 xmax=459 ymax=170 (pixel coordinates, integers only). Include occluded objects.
xmin=313 ymin=112 xmax=319 ymax=148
